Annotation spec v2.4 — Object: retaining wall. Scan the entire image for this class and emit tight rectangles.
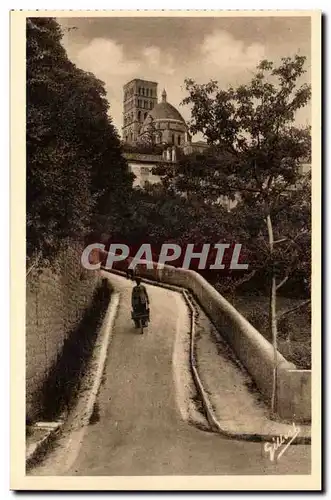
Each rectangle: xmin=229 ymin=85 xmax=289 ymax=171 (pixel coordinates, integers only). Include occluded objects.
xmin=277 ymin=369 xmax=311 ymax=423
xmin=26 ymin=241 xmax=100 ymax=423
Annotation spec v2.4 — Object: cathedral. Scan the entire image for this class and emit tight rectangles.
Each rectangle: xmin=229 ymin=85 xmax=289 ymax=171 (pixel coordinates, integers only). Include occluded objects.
xmin=122 ymin=78 xmax=189 ymax=147
xmin=122 ymin=78 xmax=207 ymax=187
xmin=121 ymin=79 xmax=310 ymax=211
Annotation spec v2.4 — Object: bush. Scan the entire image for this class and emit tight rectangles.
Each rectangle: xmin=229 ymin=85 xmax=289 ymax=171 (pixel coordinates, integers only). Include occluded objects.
xmin=246 ymin=307 xmax=270 ymax=340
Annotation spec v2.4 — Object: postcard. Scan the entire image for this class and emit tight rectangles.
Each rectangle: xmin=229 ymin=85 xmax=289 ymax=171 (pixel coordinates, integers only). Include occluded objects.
xmin=10 ymin=9 xmax=321 ymax=491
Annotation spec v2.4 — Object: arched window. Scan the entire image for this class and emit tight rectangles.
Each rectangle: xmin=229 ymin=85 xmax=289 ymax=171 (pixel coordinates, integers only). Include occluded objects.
xmin=138 ymin=110 xmax=141 ymax=122
xmin=178 ymin=135 xmax=181 ymax=146
xmin=144 ymin=112 xmax=147 ymax=121
xmin=138 ymin=87 xmax=141 ymax=95
xmin=142 ymin=88 xmax=145 ymax=96
xmin=172 ymin=134 xmax=175 ymax=144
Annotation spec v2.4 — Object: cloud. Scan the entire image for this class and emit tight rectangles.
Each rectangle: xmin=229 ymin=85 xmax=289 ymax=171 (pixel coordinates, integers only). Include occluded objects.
xmin=201 ymin=30 xmax=265 ymax=72
xmin=73 ymin=38 xmax=140 ymax=78
xmin=143 ymin=46 xmax=160 ymax=66
xmin=63 ymin=37 xmax=179 ymax=135
xmin=143 ymin=46 xmax=175 ymax=76
xmin=60 ymin=28 xmax=309 ymax=138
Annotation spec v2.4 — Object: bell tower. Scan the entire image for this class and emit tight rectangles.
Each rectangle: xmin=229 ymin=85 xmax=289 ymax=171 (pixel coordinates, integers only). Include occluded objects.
xmin=122 ymin=79 xmax=158 ymax=144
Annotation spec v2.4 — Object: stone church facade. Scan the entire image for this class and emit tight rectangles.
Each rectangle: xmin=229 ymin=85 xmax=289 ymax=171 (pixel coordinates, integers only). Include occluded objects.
xmin=122 ymin=78 xmax=208 ymax=188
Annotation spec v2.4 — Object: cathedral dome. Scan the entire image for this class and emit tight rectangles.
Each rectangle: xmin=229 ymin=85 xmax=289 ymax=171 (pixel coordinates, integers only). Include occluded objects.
xmin=146 ymin=102 xmax=186 ymax=123
xmin=143 ymin=89 xmax=186 ymax=125
xmin=139 ymin=89 xmax=187 ymax=148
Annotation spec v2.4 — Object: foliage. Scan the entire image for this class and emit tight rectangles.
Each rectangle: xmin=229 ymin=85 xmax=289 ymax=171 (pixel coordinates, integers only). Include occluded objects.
xmin=101 ymin=182 xmax=240 ymax=280
xmin=170 ymin=55 xmax=311 ymax=203
xmin=153 ymin=55 xmax=312 ymax=395
xmin=245 ymin=302 xmax=311 ymax=369
xmin=26 ymin=17 xmax=133 ymax=265
xmin=156 ymin=55 xmax=311 ymax=297
xmin=136 ymin=116 xmax=163 ymax=148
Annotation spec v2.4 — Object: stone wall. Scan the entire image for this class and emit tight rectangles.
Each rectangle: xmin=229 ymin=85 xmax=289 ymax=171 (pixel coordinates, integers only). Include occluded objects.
xmin=277 ymin=369 xmax=311 ymax=423
xmin=128 ymin=162 xmax=162 ymax=188
xmin=26 ymin=241 xmax=100 ymax=422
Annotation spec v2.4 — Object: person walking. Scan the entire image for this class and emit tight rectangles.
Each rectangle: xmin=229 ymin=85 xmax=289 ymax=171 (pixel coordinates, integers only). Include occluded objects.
xmin=131 ymin=277 xmax=150 ymax=327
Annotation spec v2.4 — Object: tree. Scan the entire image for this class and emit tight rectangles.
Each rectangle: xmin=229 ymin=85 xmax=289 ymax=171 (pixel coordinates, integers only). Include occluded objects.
xmin=159 ymin=55 xmax=311 ymax=415
xmin=102 ymin=181 xmax=236 ymax=279
xmin=27 ymin=17 xmax=133 ymax=265
xmin=137 ymin=116 xmax=159 ymax=146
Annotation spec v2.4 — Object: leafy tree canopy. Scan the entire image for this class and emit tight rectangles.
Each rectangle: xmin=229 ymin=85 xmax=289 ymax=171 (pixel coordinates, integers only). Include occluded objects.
xmin=155 ymin=55 xmax=311 ymax=297
xmin=27 ymin=17 xmax=133 ymax=265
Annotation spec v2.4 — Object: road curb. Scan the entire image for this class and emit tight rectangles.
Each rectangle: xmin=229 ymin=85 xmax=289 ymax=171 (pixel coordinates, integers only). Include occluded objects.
xmin=26 ymin=286 xmax=120 ymax=470
xmin=79 ymin=291 xmax=120 ymax=427
xmin=26 ymin=422 xmax=64 ymax=470
xmin=103 ymin=268 xmax=311 ymax=445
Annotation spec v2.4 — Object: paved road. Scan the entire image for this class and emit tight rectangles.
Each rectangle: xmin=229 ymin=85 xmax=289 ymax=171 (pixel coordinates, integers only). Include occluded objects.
xmin=36 ymin=273 xmax=311 ymax=476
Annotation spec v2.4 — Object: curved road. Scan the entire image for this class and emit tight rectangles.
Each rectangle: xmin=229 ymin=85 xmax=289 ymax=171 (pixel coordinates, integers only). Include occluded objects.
xmin=33 ymin=273 xmax=311 ymax=476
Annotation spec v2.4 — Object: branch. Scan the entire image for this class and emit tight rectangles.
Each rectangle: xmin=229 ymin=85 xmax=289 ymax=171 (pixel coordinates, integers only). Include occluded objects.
xmin=266 ymin=175 xmax=274 ymax=193
xmin=266 ymin=213 xmax=274 ymax=251
xmin=219 ymin=186 xmax=263 ymax=195
xmin=233 ymin=269 xmax=257 ymax=288
xmin=26 ymin=251 xmax=42 ymax=277
xmin=220 ymin=269 xmax=257 ymax=294
xmin=276 ymin=275 xmax=289 ymax=291
xmin=283 ymin=229 xmax=309 ymax=254
xmin=253 ymin=160 xmax=264 ymax=194
xmin=274 ymin=237 xmax=288 ymax=245
xmin=277 ymin=299 xmax=311 ymax=320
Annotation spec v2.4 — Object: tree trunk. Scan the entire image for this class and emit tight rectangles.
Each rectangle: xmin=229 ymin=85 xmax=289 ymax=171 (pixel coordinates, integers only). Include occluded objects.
xmin=266 ymin=213 xmax=278 ymax=415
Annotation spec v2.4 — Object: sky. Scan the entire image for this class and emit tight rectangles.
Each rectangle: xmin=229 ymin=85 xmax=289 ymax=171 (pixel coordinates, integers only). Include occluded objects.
xmin=58 ymin=16 xmax=311 ymax=139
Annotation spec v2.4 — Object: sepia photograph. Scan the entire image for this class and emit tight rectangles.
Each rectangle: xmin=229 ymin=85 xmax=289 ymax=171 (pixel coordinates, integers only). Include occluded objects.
xmin=10 ymin=10 xmax=321 ymax=490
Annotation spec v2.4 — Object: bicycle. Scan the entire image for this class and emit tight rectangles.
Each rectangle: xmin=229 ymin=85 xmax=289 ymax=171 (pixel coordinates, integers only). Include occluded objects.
xmin=131 ymin=308 xmax=150 ymax=334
